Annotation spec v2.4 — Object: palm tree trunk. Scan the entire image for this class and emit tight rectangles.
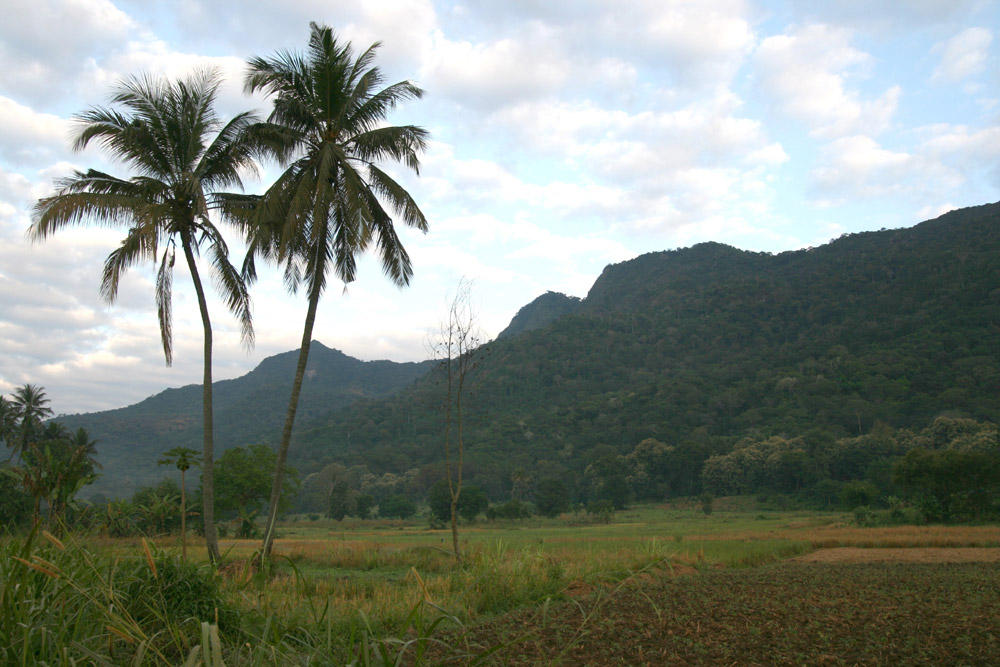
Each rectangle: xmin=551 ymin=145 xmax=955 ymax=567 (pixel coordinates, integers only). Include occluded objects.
xmin=180 ymin=468 xmax=187 ymax=562
xmin=259 ymin=252 xmax=325 ymax=563
xmin=181 ymin=238 xmax=221 ymax=564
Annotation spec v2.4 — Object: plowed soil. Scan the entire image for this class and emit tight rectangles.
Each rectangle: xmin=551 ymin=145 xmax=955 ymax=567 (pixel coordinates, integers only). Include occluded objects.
xmin=794 ymin=546 xmax=1000 ymax=563
xmin=425 ymin=559 xmax=1000 ymax=665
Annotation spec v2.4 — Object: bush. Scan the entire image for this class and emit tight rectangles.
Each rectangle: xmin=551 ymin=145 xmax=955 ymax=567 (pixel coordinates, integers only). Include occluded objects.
xmin=380 ymin=494 xmax=417 ymax=519
xmin=534 ymin=478 xmax=570 ymax=517
xmin=586 ymin=499 xmax=614 ymax=523
xmin=699 ymin=492 xmax=714 ymax=516
xmin=122 ymin=553 xmax=237 ymax=633
xmin=839 ymin=480 xmax=881 ymax=510
xmin=486 ymin=500 xmax=533 ymax=520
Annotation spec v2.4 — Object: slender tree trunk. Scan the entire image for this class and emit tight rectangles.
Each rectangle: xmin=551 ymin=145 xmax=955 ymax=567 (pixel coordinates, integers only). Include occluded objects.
xmin=451 ymin=366 xmax=464 ymax=561
xmin=259 ymin=248 xmax=326 ymax=564
xmin=181 ymin=239 xmax=221 ymax=564
xmin=180 ymin=468 xmax=187 ymax=562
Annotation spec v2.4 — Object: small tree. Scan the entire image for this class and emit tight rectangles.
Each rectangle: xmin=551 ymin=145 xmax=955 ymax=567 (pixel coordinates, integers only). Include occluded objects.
xmin=431 ymin=279 xmax=483 ymax=562
xmin=158 ymin=447 xmax=202 ymax=560
xmin=535 ymin=478 xmax=570 ymax=518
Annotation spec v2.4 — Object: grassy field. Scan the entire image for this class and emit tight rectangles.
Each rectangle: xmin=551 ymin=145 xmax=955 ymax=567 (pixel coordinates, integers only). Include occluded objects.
xmin=4 ymin=503 xmax=999 ymax=664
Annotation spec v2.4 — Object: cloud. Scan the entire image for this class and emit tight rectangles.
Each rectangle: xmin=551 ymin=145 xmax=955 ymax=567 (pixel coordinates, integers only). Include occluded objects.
xmin=785 ymin=0 xmax=981 ymax=31
xmin=0 ymin=97 xmax=72 ymax=168
xmin=755 ymin=24 xmax=900 ymax=138
xmin=933 ymin=27 xmax=992 ymax=82
xmin=0 ymin=0 xmax=136 ymax=106
xmin=422 ymin=28 xmax=572 ymax=109
xmin=812 ymin=135 xmax=915 ymax=197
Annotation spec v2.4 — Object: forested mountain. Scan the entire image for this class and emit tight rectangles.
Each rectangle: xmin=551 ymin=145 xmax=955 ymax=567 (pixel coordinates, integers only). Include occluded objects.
xmin=287 ymin=203 xmax=1000 ymax=502
xmin=497 ymin=291 xmax=581 ymax=339
xmin=66 ymin=203 xmax=1000 ymax=504
xmin=59 ymin=343 xmax=433 ymax=497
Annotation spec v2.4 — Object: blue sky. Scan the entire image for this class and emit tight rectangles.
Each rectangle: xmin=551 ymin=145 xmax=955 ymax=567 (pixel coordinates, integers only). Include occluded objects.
xmin=1 ymin=0 xmax=999 ymax=414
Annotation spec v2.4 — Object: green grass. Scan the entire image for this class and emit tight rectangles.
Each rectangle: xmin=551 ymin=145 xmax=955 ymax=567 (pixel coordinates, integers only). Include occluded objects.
xmin=4 ymin=504 xmax=998 ymax=663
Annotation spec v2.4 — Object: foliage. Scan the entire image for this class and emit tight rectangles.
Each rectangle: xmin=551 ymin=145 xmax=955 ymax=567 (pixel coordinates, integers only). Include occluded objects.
xmin=0 ymin=465 xmax=31 ymax=527
xmin=534 ymin=478 xmax=570 ymax=517
xmin=286 ymin=205 xmax=1000 ymax=502
xmin=379 ymin=494 xmax=417 ymax=519
xmin=30 ymin=69 xmax=282 ymax=562
xmin=893 ymin=447 xmax=1000 ymax=521
xmin=214 ymin=444 xmax=297 ymax=520
xmin=238 ymin=21 xmax=429 ymax=563
xmin=487 ymin=499 xmax=533 ymax=520
xmin=458 ymin=485 xmax=489 ymax=521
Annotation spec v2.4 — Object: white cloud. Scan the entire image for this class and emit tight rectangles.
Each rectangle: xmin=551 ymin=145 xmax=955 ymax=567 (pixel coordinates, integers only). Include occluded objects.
xmin=755 ymin=24 xmax=900 ymax=138
xmin=812 ymin=135 xmax=914 ymax=197
xmin=0 ymin=0 xmax=137 ymax=105
xmin=0 ymin=97 xmax=72 ymax=168
xmin=933 ymin=27 xmax=993 ymax=82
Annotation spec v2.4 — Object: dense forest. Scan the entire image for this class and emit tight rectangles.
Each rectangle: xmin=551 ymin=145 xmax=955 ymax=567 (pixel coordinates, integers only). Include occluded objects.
xmin=285 ymin=203 xmax=1000 ymax=514
xmin=57 ymin=202 xmax=1000 ymax=518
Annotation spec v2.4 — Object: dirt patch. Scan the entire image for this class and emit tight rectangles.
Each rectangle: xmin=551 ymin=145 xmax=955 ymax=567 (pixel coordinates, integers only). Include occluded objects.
xmin=794 ymin=547 xmax=1000 ymax=563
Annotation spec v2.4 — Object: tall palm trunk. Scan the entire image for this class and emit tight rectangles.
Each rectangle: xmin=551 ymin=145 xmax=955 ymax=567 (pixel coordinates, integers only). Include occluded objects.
xmin=180 ymin=467 xmax=187 ymax=561
xmin=181 ymin=237 xmax=221 ymax=564
xmin=259 ymin=239 xmax=327 ymax=562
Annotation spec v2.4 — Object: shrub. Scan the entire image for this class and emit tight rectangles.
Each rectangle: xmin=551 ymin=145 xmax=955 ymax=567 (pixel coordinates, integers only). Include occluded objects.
xmin=380 ymin=494 xmax=417 ymax=519
xmin=699 ymin=492 xmax=714 ymax=516
xmin=586 ymin=500 xmax=614 ymax=523
xmin=487 ymin=500 xmax=533 ymax=520
xmin=840 ymin=480 xmax=881 ymax=510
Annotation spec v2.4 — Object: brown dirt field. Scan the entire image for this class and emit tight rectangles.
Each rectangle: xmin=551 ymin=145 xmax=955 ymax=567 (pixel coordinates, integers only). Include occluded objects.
xmin=794 ymin=546 xmax=1000 ymax=563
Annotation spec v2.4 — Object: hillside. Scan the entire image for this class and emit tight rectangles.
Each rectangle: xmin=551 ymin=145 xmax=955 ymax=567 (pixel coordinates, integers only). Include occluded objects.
xmin=288 ymin=203 xmax=1000 ymax=499
xmin=59 ymin=342 xmax=433 ymax=497
xmin=497 ymin=291 xmax=581 ymax=339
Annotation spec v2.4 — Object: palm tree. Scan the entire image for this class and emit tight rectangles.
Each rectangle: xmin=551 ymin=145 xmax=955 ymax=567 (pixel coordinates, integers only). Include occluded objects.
xmin=158 ymin=446 xmax=201 ymax=560
xmin=9 ymin=384 xmax=53 ymax=459
xmin=241 ymin=23 xmax=429 ymax=562
xmin=31 ymin=71 xmax=275 ymax=562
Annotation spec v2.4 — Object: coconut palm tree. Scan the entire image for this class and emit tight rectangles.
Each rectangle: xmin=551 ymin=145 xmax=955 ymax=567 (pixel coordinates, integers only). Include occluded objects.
xmin=158 ymin=446 xmax=201 ymax=560
xmin=240 ymin=23 xmax=429 ymax=562
xmin=9 ymin=384 xmax=53 ymax=459
xmin=31 ymin=71 xmax=276 ymax=562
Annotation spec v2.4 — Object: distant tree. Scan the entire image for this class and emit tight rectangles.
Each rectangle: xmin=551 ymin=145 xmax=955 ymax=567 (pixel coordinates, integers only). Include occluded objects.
xmin=534 ymin=478 xmax=570 ymax=517
xmin=215 ymin=444 xmax=297 ymax=535
xmin=8 ymin=384 xmax=53 ymax=459
xmin=427 ymin=479 xmax=452 ymax=523
xmin=158 ymin=446 xmax=201 ymax=560
xmin=327 ymin=479 xmax=353 ymax=521
xmin=0 ymin=465 xmax=31 ymax=528
xmin=14 ymin=423 xmax=98 ymax=529
xmin=355 ymin=493 xmax=375 ymax=519
xmin=379 ymin=494 xmax=416 ymax=519
xmin=458 ymin=485 xmax=488 ymax=522
xmin=894 ymin=448 xmax=1000 ymax=521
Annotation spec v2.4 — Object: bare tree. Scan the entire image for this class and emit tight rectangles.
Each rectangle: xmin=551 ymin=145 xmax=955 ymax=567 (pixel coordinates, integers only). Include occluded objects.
xmin=430 ymin=279 xmax=483 ymax=562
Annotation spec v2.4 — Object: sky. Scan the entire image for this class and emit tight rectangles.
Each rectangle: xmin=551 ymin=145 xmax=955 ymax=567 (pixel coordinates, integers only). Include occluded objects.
xmin=1 ymin=0 xmax=999 ymax=415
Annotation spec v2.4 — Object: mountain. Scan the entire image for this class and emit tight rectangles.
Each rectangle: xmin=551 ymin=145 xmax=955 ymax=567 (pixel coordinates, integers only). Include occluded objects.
xmin=497 ymin=291 xmax=582 ymax=339
xmin=287 ymin=203 xmax=1000 ymax=499
xmin=59 ymin=342 xmax=433 ymax=497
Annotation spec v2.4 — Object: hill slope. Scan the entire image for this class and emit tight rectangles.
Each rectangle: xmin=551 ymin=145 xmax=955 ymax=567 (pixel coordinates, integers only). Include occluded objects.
xmin=60 ymin=342 xmax=433 ymax=497
xmin=290 ymin=204 xmax=1000 ymax=493
xmin=497 ymin=291 xmax=581 ymax=339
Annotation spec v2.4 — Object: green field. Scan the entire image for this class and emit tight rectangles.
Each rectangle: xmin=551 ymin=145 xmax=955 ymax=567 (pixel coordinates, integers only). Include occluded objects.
xmin=4 ymin=505 xmax=999 ymax=664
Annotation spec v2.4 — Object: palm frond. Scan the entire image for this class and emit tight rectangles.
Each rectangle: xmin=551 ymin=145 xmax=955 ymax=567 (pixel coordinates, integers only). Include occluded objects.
xmin=155 ymin=242 xmax=176 ymax=366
